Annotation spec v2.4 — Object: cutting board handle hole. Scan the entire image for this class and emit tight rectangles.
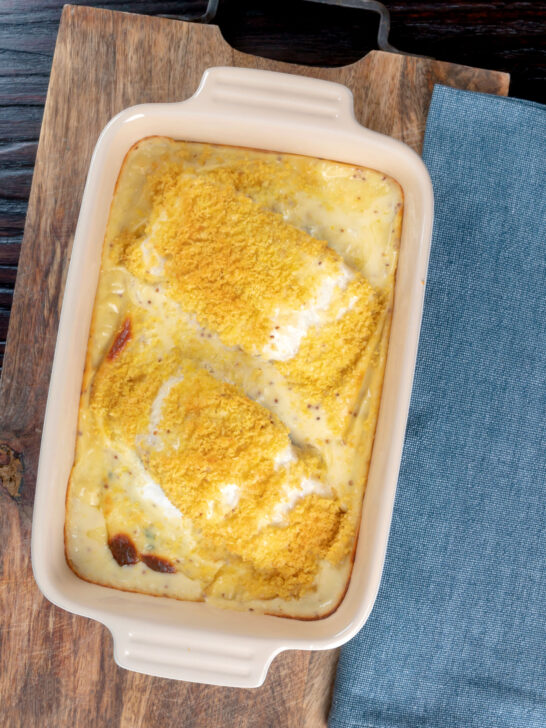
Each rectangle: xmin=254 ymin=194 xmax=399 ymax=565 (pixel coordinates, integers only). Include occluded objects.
xmin=215 ymin=0 xmax=386 ymax=68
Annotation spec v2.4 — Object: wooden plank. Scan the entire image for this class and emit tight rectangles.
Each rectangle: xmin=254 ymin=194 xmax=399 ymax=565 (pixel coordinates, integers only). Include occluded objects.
xmin=0 ymin=5 xmax=509 ymax=727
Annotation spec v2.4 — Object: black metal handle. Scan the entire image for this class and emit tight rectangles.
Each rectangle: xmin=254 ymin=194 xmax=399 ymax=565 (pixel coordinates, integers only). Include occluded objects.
xmin=161 ymin=0 xmax=220 ymax=24
xmin=305 ymin=0 xmax=403 ymax=54
xmin=161 ymin=0 xmax=404 ymax=54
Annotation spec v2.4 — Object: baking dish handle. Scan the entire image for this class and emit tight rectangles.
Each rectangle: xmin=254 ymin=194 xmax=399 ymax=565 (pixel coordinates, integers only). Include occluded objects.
xmin=184 ymin=66 xmax=359 ymax=131
xmin=110 ymin=621 xmax=281 ymax=688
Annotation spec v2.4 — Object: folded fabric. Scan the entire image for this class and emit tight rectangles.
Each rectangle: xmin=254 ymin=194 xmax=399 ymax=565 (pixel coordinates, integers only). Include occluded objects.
xmin=329 ymin=85 xmax=546 ymax=728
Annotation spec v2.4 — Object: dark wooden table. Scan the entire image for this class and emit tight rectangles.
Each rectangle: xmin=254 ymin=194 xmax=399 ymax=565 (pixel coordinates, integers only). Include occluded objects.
xmin=0 ymin=0 xmax=544 ymax=372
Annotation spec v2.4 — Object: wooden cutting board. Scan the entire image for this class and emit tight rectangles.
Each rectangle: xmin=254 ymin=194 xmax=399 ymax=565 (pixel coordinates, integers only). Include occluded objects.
xmin=0 ymin=5 xmax=509 ymax=726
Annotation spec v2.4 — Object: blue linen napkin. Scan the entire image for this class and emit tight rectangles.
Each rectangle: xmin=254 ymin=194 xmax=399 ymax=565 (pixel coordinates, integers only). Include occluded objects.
xmin=329 ymin=85 xmax=546 ymax=728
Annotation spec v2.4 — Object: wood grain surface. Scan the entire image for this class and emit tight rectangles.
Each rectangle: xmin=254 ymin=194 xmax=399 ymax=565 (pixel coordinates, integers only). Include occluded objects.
xmin=0 ymin=5 xmax=509 ymax=727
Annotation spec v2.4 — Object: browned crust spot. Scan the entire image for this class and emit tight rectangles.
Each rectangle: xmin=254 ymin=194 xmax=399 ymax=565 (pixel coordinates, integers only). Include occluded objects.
xmin=107 ymin=317 xmax=131 ymax=361
xmin=141 ymin=554 xmax=176 ymax=573
xmin=108 ymin=533 xmax=139 ymax=566
xmin=107 ymin=533 xmax=177 ymax=575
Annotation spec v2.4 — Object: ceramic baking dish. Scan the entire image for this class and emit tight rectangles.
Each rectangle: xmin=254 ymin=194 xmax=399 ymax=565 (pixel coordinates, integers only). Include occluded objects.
xmin=32 ymin=66 xmax=433 ymax=688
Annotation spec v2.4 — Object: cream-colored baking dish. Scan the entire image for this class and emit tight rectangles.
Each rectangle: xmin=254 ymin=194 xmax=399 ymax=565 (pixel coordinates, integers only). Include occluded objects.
xmin=32 ymin=66 xmax=433 ymax=688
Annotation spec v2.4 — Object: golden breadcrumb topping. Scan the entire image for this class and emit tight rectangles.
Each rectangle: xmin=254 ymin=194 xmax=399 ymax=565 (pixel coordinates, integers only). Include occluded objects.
xmin=90 ymin=332 xmax=353 ymax=598
xmin=207 ymin=494 xmax=351 ymax=601
xmin=66 ymin=138 xmax=403 ymax=615
xmin=277 ymin=276 xmax=384 ymax=431
xmin=116 ymin=175 xmax=342 ymax=356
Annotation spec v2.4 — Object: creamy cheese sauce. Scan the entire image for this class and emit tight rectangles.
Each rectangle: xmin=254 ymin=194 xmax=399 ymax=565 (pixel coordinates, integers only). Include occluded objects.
xmin=65 ymin=138 xmax=403 ymax=618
